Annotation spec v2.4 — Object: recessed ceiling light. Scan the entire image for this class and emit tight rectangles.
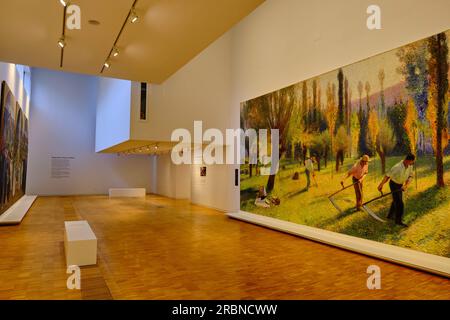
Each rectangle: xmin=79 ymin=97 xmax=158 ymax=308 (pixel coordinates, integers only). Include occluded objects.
xmin=58 ymin=37 xmax=66 ymax=48
xmin=60 ymin=0 xmax=68 ymax=7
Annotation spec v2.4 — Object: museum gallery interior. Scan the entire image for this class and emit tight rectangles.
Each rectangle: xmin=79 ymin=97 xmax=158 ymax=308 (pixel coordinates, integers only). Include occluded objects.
xmin=0 ymin=0 xmax=449 ymax=300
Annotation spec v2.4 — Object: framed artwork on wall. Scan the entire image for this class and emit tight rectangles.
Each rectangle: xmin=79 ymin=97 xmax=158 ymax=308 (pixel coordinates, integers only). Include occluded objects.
xmin=0 ymin=81 xmax=28 ymax=216
xmin=239 ymin=30 xmax=450 ymax=264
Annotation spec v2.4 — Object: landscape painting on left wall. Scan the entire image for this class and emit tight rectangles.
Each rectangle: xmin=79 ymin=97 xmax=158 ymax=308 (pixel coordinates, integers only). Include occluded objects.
xmin=0 ymin=81 xmax=28 ymax=215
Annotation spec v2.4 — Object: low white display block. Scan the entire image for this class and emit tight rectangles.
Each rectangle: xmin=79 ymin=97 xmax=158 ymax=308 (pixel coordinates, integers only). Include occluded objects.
xmin=108 ymin=188 xmax=146 ymax=198
xmin=228 ymin=211 xmax=450 ymax=278
xmin=64 ymin=220 xmax=97 ymax=267
xmin=0 ymin=195 xmax=37 ymax=225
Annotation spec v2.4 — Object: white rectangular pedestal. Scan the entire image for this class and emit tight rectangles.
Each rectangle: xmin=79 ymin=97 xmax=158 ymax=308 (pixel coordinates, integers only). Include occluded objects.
xmin=64 ymin=221 xmax=97 ymax=267
xmin=109 ymin=188 xmax=146 ymax=198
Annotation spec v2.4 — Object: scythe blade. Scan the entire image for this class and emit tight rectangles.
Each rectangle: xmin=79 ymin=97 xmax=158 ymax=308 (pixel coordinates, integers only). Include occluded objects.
xmin=328 ymin=196 xmax=343 ymax=214
xmin=361 ymin=205 xmax=386 ymax=223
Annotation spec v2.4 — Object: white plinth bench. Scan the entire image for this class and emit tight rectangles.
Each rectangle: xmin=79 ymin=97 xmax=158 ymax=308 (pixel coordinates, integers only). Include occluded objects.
xmin=0 ymin=195 xmax=37 ymax=226
xmin=109 ymin=188 xmax=146 ymax=198
xmin=64 ymin=221 xmax=97 ymax=267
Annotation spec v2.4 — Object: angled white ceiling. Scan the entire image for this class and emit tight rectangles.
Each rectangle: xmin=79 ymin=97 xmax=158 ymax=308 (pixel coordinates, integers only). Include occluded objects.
xmin=0 ymin=0 xmax=264 ymax=83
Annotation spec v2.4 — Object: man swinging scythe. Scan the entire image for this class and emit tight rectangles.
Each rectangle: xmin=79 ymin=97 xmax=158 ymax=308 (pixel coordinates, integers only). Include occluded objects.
xmin=341 ymin=155 xmax=370 ymax=211
xmin=328 ymin=155 xmax=370 ymax=214
xmin=377 ymin=154 xmax=415 ymax=227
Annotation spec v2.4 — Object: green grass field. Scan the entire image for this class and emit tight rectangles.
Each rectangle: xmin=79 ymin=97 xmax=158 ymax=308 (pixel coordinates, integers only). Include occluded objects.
xmin=240 ymin=155 xmax=450 ymax=257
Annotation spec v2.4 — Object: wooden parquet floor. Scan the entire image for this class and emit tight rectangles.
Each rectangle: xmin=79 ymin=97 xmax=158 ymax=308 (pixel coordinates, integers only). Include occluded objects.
xmin=0 ymin=195 xmax=448 ymax=300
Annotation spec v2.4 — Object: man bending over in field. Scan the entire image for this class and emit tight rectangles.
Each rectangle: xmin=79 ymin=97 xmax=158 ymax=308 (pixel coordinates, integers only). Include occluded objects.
xmin=341 ymin=155 xmax=370 ymax=211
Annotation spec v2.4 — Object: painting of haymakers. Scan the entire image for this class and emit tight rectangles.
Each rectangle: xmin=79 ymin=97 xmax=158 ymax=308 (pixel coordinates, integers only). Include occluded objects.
xmin=20 ymin=108 xmax=28 ymax=194
xmin=13 ymin=104 xmax=28 ymax=197
xmin=0 ymin=81 xmax=27 ymax=215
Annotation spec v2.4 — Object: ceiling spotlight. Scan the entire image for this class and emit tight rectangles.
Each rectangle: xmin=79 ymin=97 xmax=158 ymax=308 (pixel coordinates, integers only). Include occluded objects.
xmin=112 ymin=48 xmax=120 ymax=58
xmin=58 ymin=37 xmax=66 ymax=48
xmin=154 ymin=145 xmax=159 ymax=150
xmin=130 ymin=10 xmax=139 ymax=23
xmin=104 ymin=60 xmax=111 ymax=68
xmin=60 ymin=0 xmax=68 ymax=7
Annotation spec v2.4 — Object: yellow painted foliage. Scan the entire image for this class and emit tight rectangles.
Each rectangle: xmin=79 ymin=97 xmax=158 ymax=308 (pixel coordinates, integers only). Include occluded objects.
xmin=367 ymin=109 xmax=379 ymax=151
xmin=377 ymin=119 xmax=396 ymax=154
xmin=427 ymin=82 xmax=449 ymax=152
xmin=334 ymin=126 xmax=349 ymax=153
xmin=324 ymin=82 xmax=337 ymax=133
xmin=404 ymin=99 xmax=419 ymax=154
xmin=351 ymin=113 xmax=360 ymax=157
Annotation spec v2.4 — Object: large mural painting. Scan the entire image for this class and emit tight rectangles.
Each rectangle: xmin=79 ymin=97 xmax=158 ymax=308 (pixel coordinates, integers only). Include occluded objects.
xmin=240 ymin=30 xmax=450 ymax=258
xmin=0 ymin=81 xmax=28 ymax=215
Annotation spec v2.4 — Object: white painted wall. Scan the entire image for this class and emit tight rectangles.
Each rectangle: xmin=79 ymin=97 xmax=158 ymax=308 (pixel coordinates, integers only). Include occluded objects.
xmin=136 ymin=32 xmax=233 ymax=142
xmin=27 ymin=68 xmax=153 ymax=196
xmin=154 ymin=154 xmax=191 ymax=200
xmin=142 ymin=0 xmax=450 ymax=212
xmin=136 ymin=32 xmax=234 ymax=210
xmin=175 ymin=163 xmax=191 ymax=200
xmin=95 ymin=77 xmax=131 ymax=152
xmin=190 ymin=163 xmax=231 ymax=211
xmin=155 ymin=154 xmax=175 ymax=198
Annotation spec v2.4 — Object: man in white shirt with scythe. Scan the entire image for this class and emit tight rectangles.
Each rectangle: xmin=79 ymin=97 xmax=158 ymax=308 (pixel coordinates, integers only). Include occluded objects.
xmin=377 ymin=154 xmax=415 ymax=227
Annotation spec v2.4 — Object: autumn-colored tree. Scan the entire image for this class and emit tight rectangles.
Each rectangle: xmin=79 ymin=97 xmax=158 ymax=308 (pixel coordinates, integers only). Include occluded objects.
xmin=397 ymin=41 xmax=429 ymax=154
xmin=289 ymin=83 xmax=312 ymax=165
xmin=347 ymin=88 xmax=353 ymax=155
xmin=387 ymin=101 xmax=412 ymax=155
xmin=367 ymin=109 xmax=379 ymax=156
xmin=334 ymin=126 xmax=349 ymax=172
xmin=288 ymin=85 xmax=304 ymax=146
xmin=241 ymin=100 xmax=264 ymax=177
xmin=321 ymin=130 xmax=331 ymax=168
xmin=312 ymin=79 xmax=318 ymax=127
xmin=317 ymin=84 xmax=322 ymax=126
xmin=378 ymin=69 xmax=386 ymax=116
xmin=365 ymin=81 xmax=371 ymax=110
xmin=404 ymin=99 xmax=419 ymax=155
xmin=337 ymin=69 xmax=345 ymax=129
xmin=302 ymin=81 xmax=308 ymax=130
xmin=427 ymin=32 xmax=449 ymax=187
xmin=260 ymin=85 xmax=296 ymax=192
xmin=310 ymin=131 xmax=331 ymax=171
xmin=325 ymin=83 xmax=338 ymax=141
xmin=325 ymin=83 xmax=338 ymax=172
xmin=307 ymin=93 xmax=313 ymax=129
xmin=350 ymin=112 xmax=360 ymax=157
xmin=377 ymin=120 xmax=396 ymax=174
xmin=345 ymin=78 xmax=350 ymax=134
xmin=357 ymin=81 xmax=364 ymax=120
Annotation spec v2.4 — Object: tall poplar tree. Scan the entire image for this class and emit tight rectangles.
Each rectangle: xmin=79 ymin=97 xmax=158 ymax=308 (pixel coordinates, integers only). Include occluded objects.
xmin=427 ymin=32 xmax=449 ymax=187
